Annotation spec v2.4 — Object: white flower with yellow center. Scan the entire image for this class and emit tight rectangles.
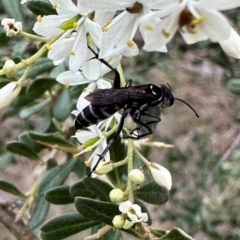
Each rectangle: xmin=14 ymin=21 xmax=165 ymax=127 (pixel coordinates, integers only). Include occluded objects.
xmin=140 ymin=0 xmax=240 ymax=55
xmin=79 ymin=0 xmax=178 ymax=58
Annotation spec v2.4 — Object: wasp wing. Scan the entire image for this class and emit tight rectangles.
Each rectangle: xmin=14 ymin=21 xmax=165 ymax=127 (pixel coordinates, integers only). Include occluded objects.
xmin=85 ymin=85 xmax=156 ymax=106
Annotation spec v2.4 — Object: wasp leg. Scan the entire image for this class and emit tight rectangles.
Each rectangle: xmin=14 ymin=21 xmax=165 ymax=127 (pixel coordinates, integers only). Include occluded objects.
xmin=88 ymin=46 xmax=120 ymax=88
xmin=88 ymin=108 xmax=130 ymax=177
xmin=141 ymin=112 xmax=161 ymax=125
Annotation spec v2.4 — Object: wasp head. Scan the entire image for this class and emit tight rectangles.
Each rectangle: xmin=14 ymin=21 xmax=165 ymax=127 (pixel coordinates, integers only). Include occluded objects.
xmin=160 ymin=84 xmax=174 ymax=108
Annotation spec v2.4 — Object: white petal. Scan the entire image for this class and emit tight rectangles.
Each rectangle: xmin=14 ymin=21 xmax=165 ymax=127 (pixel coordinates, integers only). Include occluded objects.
xmin=57 ymin=71 xmax=90 ymax=86
xmin=82 ymin=59 xmax=102 ymax=80
xmin=84 ymin=18 xmax=103 ymax=48
xmin=69 ymin=25 xmax=88 ymax=72
xmin=76 ymin=82 xmax=96 ymax=111
xmin=198 ymin=9 xmax=231 ymax=42
xmin=52 ymin=0 xmax=80 ymax=16
xmin=33 ymin=15 xmax=69 ymax=37
xmin=195 ymin=0 xmax=240 ymax=11
xmin=119 ymin=200 xmax=132 ymax=214
xmin=132 ymin=204 xmax=142 ymax=216
xmin=219 ymin=27 xmax=240 ymax=59
xmin=95 ymin=11 xmax=115 ymax=26
xmin=100 ymin=12 xmax=140 ymax=58
xmin=142 ymin=213 xmax=148 ymax=222
xmin=75 ymin=130 xmax=97 ymax=143
xmin=180 ymin=26 xmax=208 ymax=44
xmin=48 ymin=31 xmax=75 ymax=60
xmin=96 ymin=79 xmax=112 ymax=89
xmin=79 ymin=0 xmax=133 ymax=11
xmin=121 ymin=40 xmax=139 ymax=57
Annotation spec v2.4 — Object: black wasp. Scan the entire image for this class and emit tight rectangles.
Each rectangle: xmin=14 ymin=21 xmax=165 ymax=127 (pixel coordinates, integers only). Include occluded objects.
xmin=75 ymin=46 xmax=199 ymax=176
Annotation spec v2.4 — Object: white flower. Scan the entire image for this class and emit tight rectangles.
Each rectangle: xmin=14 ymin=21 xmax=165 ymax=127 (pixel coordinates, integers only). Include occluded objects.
xmin=0 ymin=82 xmax=22 ymax=109
xmin=119 ymin=200 xmax=148 ymax=229
xmin=1 ymin=18 xmax=22 ymax=37
xmin=79 ymin=0 xmax=177 ymax=58
xmin=140 ymin=0 xmax=240 ymax=53
xmin=148 ymin=163 xmax=172 ymax=190
xmin=56 ymin=53 xmax=121 ymax=88
xmin=33 ymin=0 xmax=103 ymax=72
xmin=75 ymin=125 xmax=110 ymax=172
xmin=219 ymin=27 xmax=240 ymax=59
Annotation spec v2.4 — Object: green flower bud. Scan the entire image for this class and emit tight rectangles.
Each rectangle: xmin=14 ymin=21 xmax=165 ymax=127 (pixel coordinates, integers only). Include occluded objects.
xmin=112 ymin=215 xmax=125 ymax=229
xmin=3 ymin=60 xmax=17 ymax=78
xmin=129 ymin=169 xmax=145 ymax=184
xmin=109 ymin=188 xmax=124 ymax=203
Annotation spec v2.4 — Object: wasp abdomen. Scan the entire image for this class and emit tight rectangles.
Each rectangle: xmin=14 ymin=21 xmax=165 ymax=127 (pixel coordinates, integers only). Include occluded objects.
xmin=75 ymin=104 xmax=121 ymax=129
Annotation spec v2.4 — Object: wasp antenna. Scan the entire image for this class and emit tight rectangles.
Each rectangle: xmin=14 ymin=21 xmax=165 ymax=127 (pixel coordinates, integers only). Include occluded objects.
xmin=174 ymin=98 xmax=199 ymax=118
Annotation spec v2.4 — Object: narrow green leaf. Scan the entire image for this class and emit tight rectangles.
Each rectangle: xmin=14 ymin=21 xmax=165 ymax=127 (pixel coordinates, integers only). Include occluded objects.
xmin=35 ymin=108 xmax=52 ymax=133
xmin=28 ymin=196 xmax=50 ymax=230
xmin=134 ymin=182 xmax=169 ymax=205
xmin=18 ymin=132 xmax=44 ymax=153
xmin=227 ymin=78 xmax=240 ymax=95
xmin=29 ymin=159 xmax=75 ymax=229
xmin=27 ymin=58 xmax=54 ymax=79
xmin=53 ymin=88 xmax=72 ymax=122
xmin=70 ymin=177 xmax=113 ymax=201
xmin=74 ymin=197 xmax=119 ymax=225
xmin=6 ymin=141 xmax=40 ymax=160
xmin=40 ymin=213 xmax=100 ymax=240
xmin=0 ymin=152 xmax=16 ymax=167
xmin=0 ymin=179 xmax=26 ymax=198
xmin=27 ymin=78 xmax=56 ymax=100
xmin=2 ymin=0 xmax=24 ymax=23
xmin=159 ymin=227 xmax=193 ymax=240
xmin=27 ymin=0 xmax=57 ymax=16
xmin=45 ymin=186 xmax=74 ymax=205
xmin=19 ymin=99 xmax=51 ymax=119
xmin=29 ymin=132 xmax=76 ymax=148
xmin=150 ymin=228 xmax=167 ymax=238
xmin=37 ymin=159 xmax=75 ymax=195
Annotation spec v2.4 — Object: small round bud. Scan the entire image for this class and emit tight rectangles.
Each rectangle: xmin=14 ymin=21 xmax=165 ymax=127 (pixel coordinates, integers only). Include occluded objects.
xmin=3 ymin=60 xmax=17 ymax=78
xmin=112 ymin=215 xmax=125 ymax=229
xmin=109 ymin=188 xmax=124 ymax=203
xmin=128 ymin=169 xmax=145 ymax=184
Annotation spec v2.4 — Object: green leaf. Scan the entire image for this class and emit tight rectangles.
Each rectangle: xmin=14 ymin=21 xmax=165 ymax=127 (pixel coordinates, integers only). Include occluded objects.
xmin=134 ymin=182 xmax=169 ymax=205
xmin=92 ymin=224 xmax=120 ymax=240
xmin=74 ymin=197 xmax=119 ymax=225
xmin=53 ymin=88 xmax=72 ymax=122
xmin=159 ymin=227 xmax=193 ymax=240
xmin=40 ymin=213 xmax=100 ymax=240
xmin=70 ymin=177 xmax=113 ymax=202
xmin=2 ymin=0 xmax=24 ymax=23
xmin=6 ymin=141 xmax=40 ymax=160
xmin=0 ymin=152 xmax=16 ymax=167
xmin=19 ymin=99 xmax=51 ymax=119
xmin=27 ymin=58 xmax=54 ymax=79
xmin=27 ymin=78 xmax=56 ymax=100
xmin=29 ymin=159 xmax=75 ymax=229
xmin=27 ymin=0 xmax=57 ymax=16
xmin=45 ymin=186 xmax=74 ymax=205
xmin=29 ymin=132 xmax=76 ymax=148
xmin=227 ymin=78 xmax=240 ymax=95
xmin=12 ymin=41 xmax=29 ymax=60
xmin=150 ymin=228 xmax=167 ymax=238
xmin=35 ymin=108 xmax=52 ymax=133
xmin=18 ymin=132 xmax=44 ymax=153
xmin=0 ymin=179 xmax=26 ymax=198
xmin=28 ymin=195 xmax=50 ymax=230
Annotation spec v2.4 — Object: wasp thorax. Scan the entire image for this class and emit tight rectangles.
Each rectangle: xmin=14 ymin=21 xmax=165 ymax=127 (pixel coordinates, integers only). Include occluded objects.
xmin=126 ymin=2 xmax=143 ymax=14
